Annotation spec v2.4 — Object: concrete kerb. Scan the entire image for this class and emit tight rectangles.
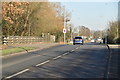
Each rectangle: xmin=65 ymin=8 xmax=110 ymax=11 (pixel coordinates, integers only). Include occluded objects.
xmin=108 ymin=44 xmax=120 ymax=48
xmin=105 ymin=44 xmax=120 ymax=78
xmin=104 ymin=44 xmax=112 ymax=78
xmin=2 ymin=43 xmax=60 ymax=58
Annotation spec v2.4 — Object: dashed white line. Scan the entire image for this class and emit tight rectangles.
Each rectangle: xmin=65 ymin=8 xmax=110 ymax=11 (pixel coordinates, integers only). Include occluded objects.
xmin=71 ymin=50 xmax=75 ymax=52
xmin=36 ymin=60 xmax=50 ymax=67
xmin=53 ymin=55 xmax=62 ymax=60
xmin=6 ymin=47 xmax=79 ymax=79
xmin=6 ymin=69 xmax=29 ymax=79
xmin=5 ymin=47 xmax=80 ymax=79
xmin=62 ymin=52 xmax=69 ymax=56
xmin=53 ymin=57 xmax=58 ymax=60
xmin=76 ymin=47 xmax=79 ymax=49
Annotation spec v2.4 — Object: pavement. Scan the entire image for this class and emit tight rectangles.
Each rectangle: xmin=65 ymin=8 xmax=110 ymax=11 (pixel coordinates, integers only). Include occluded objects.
xmin=107 ymin=45 xmax=120 ymax=79
xmin=108 ymin=44 xmax=120 ymax=48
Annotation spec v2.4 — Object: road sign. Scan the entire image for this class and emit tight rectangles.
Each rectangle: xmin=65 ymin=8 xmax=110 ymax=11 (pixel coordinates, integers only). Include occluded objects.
xmin=63 ymin=28 xmax=66 ymax=33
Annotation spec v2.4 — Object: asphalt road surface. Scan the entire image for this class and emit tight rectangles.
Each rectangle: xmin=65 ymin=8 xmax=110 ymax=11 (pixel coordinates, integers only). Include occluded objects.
xmin=3 ymin=43 xmax=109 ymax=79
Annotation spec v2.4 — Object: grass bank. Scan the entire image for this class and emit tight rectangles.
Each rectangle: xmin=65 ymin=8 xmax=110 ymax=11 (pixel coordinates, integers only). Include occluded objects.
xmin=1 ymin=47 xmax=36 ymax=56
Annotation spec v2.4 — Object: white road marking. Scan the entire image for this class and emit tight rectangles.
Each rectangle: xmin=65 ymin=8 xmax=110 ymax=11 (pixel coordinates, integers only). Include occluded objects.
xmin=62 ymin=52 xmax=69 ymax=56
xmin=36 ymin=60 xmax=50 ymax=67
xmin=6 ymin=69 xmax=29 ymax=79
xmin=71 ymin=50 xmax=74 ymax=52
xmin=53 ymin=57 xmax=58 ymax=60
xmin=5 ymin=48 xmax=77 ymax=79
xmin=76 ymin=47 xmax=79 ymax=49
xmin=53 ymin=55 xmax=62 ymax=60
xmin=57 ymin=55 xmax=62 ymax=58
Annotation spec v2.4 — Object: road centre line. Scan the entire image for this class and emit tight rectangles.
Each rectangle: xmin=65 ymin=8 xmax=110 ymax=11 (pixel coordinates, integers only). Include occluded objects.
xmin=36 ymin=60 xmax=50 ymax=67
xmin=71 ymin=50 xmax=75 ymax=52
xmin=5 ymin=48 xmax=76 ymax=79
xmin=62 ymin=52 xmax=69 ymax=56
xmin=6 ymin=69 xmax=29 ymax=79
xmin=53 ymin=55 xmax=62 ymax=60
xmin=76 ymin=47 xmax=79 ymax=49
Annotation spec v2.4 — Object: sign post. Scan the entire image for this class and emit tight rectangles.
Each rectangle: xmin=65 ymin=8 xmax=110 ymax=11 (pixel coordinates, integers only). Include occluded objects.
xmin=63 ymin=28 xmax=66 ymax=44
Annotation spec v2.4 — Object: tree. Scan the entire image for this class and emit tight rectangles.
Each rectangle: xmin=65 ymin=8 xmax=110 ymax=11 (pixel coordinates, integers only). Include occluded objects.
xmin=107 ymin=21 xmax=118 ymax=43
xmin=2 ymin=2 xmax=71 ymax=42
xmin=79 ymin=26 xmax=91 ymax=37
xmin=2 ymin=2 xmax=29 ymax=36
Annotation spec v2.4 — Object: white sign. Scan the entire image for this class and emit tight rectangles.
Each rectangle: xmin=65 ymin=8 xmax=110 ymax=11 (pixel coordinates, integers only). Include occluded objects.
xmin=63 ymin=28 xmax=66 ymax=33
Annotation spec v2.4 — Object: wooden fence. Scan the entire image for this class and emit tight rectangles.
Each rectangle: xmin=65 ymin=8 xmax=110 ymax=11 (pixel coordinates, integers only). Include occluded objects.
xmin=2 ymin=35 xmax=55 ymax=45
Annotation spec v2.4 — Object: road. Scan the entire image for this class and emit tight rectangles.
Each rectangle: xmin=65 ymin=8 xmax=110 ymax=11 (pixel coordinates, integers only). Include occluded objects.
xmin=2 ymin=43 xmax=109 ymax=78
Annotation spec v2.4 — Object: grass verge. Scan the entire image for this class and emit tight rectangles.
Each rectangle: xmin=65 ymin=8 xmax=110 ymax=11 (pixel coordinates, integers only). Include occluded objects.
xmin=1 ymin=47 xmax=36 ymax=56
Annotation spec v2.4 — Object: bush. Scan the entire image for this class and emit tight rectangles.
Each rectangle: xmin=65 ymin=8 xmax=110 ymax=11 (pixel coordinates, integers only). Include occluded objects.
xmin=116 ymin=37 xmax=120 ymax=44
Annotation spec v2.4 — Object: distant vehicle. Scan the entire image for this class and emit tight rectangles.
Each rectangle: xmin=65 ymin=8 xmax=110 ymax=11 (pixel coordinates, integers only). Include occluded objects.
xmin=91 ymin=39 xmax=96 ymax=43
xmin=73 ymin=36 xmax=84 ymax=45
xmin=70 ymin=40 xmax=73 ymax=44
xmin=97 ymin=38 xmax=103 ymax=43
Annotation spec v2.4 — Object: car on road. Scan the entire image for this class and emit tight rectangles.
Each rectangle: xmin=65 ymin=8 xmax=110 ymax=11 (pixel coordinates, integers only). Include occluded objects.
xmin=69 ymin=40 xmax=73 ymax=44
xmin=73 ymin=36 xmax=84 ymax=45
xmin=97 ymin=38 xmax=103 ymax=43
xmin=91 ymin=39 xmax=96 ymax=43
